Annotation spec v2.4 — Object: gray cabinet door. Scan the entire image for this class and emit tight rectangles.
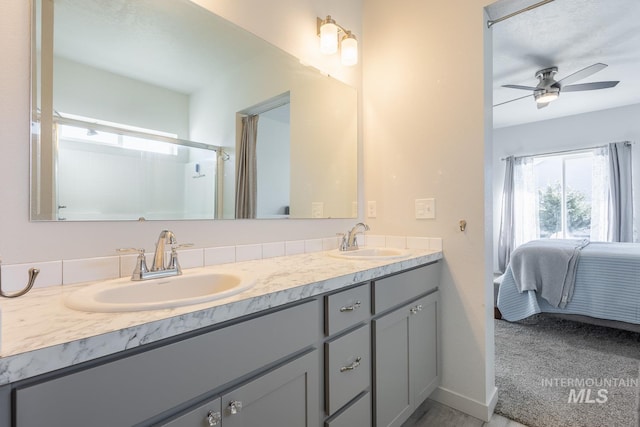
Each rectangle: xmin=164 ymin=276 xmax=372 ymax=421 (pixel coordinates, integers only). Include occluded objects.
xmin=373 ymin=291 xmax=439 ymax=427
xmin=161 ymin=397 xmax=222 ymax=427
xmin=410 ymin=293 xmax=439 ymax=406
xmin=221 ymin=350 xmax=320 ymax=427
xmin=373 ymin=305 xmax=412 ymax=427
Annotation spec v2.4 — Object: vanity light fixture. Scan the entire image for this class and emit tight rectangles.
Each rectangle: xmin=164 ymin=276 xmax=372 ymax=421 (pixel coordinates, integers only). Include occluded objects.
xmin=317 ymin=15 xmax=358 ymax=66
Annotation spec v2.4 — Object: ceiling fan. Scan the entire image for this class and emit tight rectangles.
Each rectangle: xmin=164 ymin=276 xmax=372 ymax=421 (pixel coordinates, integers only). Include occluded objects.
xmin=495 ymin=63 xmax=620 ymax=109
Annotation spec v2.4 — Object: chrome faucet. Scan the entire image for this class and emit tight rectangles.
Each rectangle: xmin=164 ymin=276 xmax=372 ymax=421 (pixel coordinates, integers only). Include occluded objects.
xmin=118 ymin=230 xmax=192 ymax=281
xmin=339 ymin=222 xmax=370 ymax=251
xmin=152 ymin=230 xmax=177 ymax=272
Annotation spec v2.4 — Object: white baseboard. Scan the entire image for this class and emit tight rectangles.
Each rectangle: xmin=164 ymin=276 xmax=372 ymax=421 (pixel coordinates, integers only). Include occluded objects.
xmin=430 ymin=385 xmax=499 ymax=422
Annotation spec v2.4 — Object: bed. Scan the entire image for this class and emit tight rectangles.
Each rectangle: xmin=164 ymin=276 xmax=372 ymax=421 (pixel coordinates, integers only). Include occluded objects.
xmin=497 ymin=240 xmax=640 ymax=332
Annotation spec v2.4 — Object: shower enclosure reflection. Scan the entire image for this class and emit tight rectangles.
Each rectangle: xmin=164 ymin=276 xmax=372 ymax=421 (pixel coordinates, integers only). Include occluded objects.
xmin=54 ymin=115 xmax=218 ymax=220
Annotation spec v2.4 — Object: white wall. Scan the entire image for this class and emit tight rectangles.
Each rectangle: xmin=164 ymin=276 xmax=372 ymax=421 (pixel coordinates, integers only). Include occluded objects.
xmin=257 ymin=107 xmax=290 ymax=217
xmin=0 ymin=0 xmax=362 ymax=264
xmin=363 ymin=0 xmax=496 ymax=420
xmin=492 ymin=103 xmax=640 ymax=271
xmin=53 ymin=57 xmax=190 ymax=138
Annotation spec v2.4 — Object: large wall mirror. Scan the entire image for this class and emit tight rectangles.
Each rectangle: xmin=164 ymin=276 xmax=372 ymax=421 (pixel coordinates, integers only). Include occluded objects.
xmin=31 ymin=0 xmax=357 ymax=221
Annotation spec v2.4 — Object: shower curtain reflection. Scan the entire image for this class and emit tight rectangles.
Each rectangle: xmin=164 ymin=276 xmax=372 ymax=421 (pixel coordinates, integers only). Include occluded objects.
xmin=235 ymin=114 xmax=259 ymax=219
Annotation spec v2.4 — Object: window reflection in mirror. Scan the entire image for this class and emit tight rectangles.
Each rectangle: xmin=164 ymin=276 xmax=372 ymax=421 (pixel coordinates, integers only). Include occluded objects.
xmin=31 ymin=0 xmax=357 ymax=221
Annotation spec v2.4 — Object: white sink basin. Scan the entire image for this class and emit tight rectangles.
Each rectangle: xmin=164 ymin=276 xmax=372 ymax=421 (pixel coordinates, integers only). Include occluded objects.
xmin=64 ymin=269 xmax=256 ymax=312
xmin=328 ymin=247 xmax=410 ymax=260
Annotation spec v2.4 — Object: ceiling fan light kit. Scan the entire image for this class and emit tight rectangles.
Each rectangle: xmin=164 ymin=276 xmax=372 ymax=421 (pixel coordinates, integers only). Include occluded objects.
xmin=497 ymin=63 xmax=620 ymax=109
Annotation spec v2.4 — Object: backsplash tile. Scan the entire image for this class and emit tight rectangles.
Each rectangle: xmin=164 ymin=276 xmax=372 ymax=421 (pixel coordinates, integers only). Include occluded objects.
xmin=365 ymin=235 xmax=386 ymax=247
xmin=285 ymin=240 xmax=305 ymax=256
xmin=204 ymin=246 xmax=236 ymax=266
xmin=63 ymin=256 xmax=119 ymax=285
xmin=175 ymin=248 xmax=204 ymax=269
xmin=429 ymin=238 xmax=443 ymax=251
xmin=7 ymin=234 xmax=443 ymax=288
xmin=0 ymin=261 xmax=62 ymax=291
xmin=262 ymin=242 xmax=285 ymax=259
xmin=322 ymin=237 xmax=340 ymax=251
xmin=235 ymin=244 xmax=262 ymax=262
xmin=407 ymin=237 xmax=430 ymax=250
xmin=386 ymin=235 xmax=407 ymax=249
xmin=304 ymin=239 xmax=324 ymax=253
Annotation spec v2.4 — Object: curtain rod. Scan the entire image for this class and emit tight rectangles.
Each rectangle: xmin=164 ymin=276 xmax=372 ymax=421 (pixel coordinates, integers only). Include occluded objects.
xmin=500 ymin=141 xmax=632 ymax=161
xmin=487 ymin=0 xmax=555 ymax=28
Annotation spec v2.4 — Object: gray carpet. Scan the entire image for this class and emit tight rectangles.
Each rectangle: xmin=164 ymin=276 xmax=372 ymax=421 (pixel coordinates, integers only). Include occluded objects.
xmin=494 ymin=315 xmax=640 ymax=427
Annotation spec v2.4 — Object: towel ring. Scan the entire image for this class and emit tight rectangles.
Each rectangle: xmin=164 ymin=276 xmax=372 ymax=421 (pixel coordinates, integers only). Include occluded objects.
xmin=0 ymin=261 xmax=40 ymax=298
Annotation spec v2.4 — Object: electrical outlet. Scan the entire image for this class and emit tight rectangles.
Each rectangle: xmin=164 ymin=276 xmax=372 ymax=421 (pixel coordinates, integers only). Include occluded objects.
xmin=367 ymin=201 xmax=377 ymax=218
xmin=311 ymin=202 xmax=324 ymax=218
xmin=415 ymin=198 xmax=435 ymax=219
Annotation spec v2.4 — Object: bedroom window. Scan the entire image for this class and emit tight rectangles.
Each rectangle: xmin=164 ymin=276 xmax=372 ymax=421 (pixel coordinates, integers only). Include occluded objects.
xmin=534 ymin=152 xmax=603 ymax=239
xmin=510 ymin=147 xmax=609 ymax=248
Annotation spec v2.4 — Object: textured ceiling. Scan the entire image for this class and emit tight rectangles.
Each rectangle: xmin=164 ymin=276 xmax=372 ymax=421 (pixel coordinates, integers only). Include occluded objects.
xmin=489 ymin=0 xmax=640 ymax=128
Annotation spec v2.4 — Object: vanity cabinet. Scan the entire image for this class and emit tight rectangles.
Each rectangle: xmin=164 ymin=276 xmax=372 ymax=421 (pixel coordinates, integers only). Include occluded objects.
xmin=12 ymin=300 xmax=320 ymax=427
xmin=4 ymin=260 xmax=441 ymax=427
xmin=372 ymin=265 xmax=440 ymax=427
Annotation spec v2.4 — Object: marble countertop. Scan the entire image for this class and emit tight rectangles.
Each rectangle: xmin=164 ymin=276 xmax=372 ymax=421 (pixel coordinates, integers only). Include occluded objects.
xmin=0 ymin=249 xmax=442 ymax=386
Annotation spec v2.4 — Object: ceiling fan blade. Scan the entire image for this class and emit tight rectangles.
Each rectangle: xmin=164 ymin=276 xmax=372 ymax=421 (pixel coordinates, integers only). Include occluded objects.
xmin=561 ymin=81 xmax=620 ymax=92
xmin=502 ymin=84 xmax=537 ymax=91
xmin=537 ymin=102 xmax=550 ymax=109
xmin=557 ymin=63 xmax=607 ymax=86
xmin=493 ymin=94 xmax=532 ymax=107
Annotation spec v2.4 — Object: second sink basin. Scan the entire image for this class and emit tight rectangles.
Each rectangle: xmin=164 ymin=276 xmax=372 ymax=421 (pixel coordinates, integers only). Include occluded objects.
xmin=328 ymin=247 xmax=410 ymax=260
xmin=64 ymin=269 xmax=256 ymax=313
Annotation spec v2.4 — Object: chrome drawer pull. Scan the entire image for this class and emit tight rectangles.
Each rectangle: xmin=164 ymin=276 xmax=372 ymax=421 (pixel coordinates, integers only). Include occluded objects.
xmin=340 ymin=356 xmax=362 ymax=372
xmin=228 ymin=400 xmax=243 ymax=415
xmin=206 ymin=410 xmax=221 ymax=425
xmin=339 ymin=301 xmax=361 ymax=312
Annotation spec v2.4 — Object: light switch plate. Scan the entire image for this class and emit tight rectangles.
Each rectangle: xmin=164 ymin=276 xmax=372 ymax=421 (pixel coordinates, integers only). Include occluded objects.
xmin=367 ymin=201 xmax=377 ymax=218
xmin=415 ymin=198 xmax=435 ymax=219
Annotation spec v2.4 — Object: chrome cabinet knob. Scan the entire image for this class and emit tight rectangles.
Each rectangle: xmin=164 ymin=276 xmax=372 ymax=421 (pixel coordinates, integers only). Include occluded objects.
xmin=339 ymin=301 xmax=361 ymax=312
xmin=206 ymin=410 xmax=221 ymax=426
xmin=228 ymin=400 xmax=243 ymax=415
xmin=410 ymin=304 xmax=424 ymax=315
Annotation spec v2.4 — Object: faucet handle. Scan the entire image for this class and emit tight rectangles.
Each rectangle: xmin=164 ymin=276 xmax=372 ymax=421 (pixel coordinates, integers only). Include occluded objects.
xmin=117 ymin=248 xmax=149 ymax=280
xmin=174 ymin=243 xmax=194 ymax=250
xmin=116 ymin=247 xmax=145 ymax=255
xmin=336 ymin=233 xmax=348 ymax=251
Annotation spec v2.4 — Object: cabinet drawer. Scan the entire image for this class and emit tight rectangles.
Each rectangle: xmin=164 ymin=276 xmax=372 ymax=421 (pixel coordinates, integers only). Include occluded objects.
xmin=325 ymin=392 xmax=371 ymax=427
xmin=325 ymin=284 xmax=370 ymax=336
xmin=325 ymin=324 xmax=370 ymax=415
xmin=15 ymin=300 xmax=319 ymax=427
xmin=373 ymin=263 xmax=440 ymax=313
